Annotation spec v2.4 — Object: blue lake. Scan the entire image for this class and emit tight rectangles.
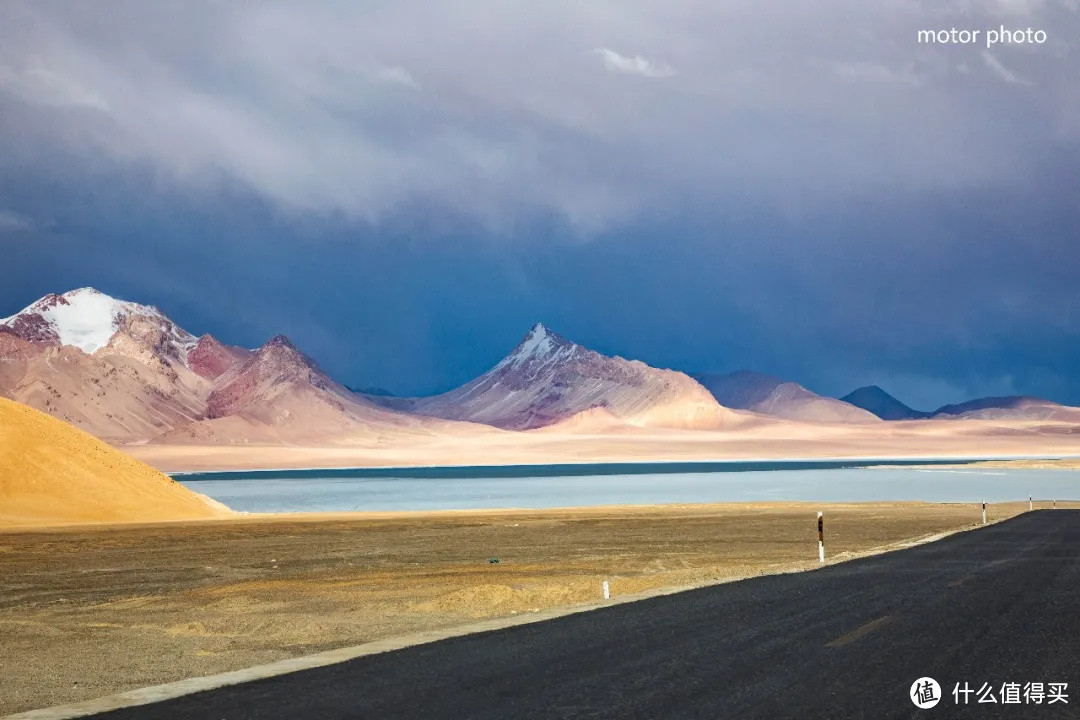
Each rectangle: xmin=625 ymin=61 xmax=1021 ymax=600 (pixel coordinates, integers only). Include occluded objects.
xmin=175 ymin=460 xmax=1080 ymax=513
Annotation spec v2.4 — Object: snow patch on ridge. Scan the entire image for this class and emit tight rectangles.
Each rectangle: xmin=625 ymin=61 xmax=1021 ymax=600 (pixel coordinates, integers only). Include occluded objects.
xmin=409 ymin=322 xmax=733 ymax=430
xmin=0 ymin=287 xmax=196 ymax=356
xmin=497 ymin=323 xmax=576 ymax=370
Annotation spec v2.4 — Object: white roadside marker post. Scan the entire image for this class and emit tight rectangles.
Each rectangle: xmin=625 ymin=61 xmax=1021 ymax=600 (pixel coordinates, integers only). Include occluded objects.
xmin=817 ymin=512 xmax=825 ymax=564
xmin=602 ymin=580 xmax=610 ymax=600
xmin=982 ymin=502 xmax=987 ymax=525
xmin=1030 ymin=496 xmax=1033 ymax=512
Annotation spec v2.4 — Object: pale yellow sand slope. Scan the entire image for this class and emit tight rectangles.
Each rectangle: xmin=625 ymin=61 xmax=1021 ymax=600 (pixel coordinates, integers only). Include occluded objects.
xmin=0 ymin=397 xmax=231 ymax=527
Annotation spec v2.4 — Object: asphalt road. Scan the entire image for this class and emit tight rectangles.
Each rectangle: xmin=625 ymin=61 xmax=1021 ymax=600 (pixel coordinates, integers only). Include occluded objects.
xmin=94 ymin=510 xmax=1079 ymax=719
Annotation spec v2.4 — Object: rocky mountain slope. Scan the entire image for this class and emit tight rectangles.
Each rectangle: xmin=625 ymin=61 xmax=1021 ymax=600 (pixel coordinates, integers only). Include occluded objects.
xmin=693 ymin=370 xmax=878 ymax=423
xmin=0 ymin=289 xmax=212 ymax=440
xmin=0 ymin=288 xmax=451 ymax=444
xmin=381 ymin=324 xmax=739 ymax=430
xmin=5 ymin=289 xmax=1077 ymax=450
xmin=161 ymin=335 xmax=440 ymax=444
xmin=932 ymin=396 xmax=1080 ymax=422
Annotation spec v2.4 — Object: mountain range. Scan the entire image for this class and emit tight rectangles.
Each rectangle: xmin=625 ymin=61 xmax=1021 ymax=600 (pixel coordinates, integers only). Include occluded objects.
xmin=840 ymin=386 xmax=1080 ymax=423
xmin=0 ymin=288 xmax=455 ymax=443
xmin=693 ymin=370 xmax=879 ymax=423
xmin=377 ymin=324 xmax=739 ymax=430
xmin=841 ymin=386 xmax=932 ymax=420
xmin=1 ymin=288 xmax=1078 ymax=448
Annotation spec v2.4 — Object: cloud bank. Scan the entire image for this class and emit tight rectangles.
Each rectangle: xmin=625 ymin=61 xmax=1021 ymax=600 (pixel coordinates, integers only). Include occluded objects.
xmin=1 ymin=0 xmax=1076 ymax=230
xmin=1 ymin=0 xmax=1079 ymax=406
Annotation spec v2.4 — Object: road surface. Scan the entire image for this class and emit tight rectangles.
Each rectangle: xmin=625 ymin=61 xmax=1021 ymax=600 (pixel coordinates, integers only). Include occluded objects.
xmin=94 ymin=510 xmax=1079 ymax=719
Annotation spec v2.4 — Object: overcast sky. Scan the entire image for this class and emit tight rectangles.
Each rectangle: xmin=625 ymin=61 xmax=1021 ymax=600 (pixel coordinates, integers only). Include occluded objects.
xmin=2 ymin=0 xmax=1078 ymax=409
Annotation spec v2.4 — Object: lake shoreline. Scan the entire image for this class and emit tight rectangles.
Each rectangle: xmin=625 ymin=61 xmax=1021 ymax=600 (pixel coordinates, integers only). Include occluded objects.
xmin=167 ymin=454 xmax=1080 ymax=479
xmin=174 ymin=465 xmax=1080 ymax=515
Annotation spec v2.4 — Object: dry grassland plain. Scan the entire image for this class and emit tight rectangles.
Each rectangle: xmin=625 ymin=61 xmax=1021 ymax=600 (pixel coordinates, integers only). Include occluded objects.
xmin=1 ymin=500 xmax=1065 ymax=714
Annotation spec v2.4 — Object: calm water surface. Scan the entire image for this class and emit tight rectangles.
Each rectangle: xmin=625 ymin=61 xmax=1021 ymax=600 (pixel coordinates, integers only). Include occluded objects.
xmin=176 ymin=461 xmax=1080 ymax=513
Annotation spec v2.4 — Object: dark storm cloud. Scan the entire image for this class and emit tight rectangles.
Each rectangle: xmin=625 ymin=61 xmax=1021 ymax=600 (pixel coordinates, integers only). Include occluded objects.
xmin=1 ymin=0 xmax=1078 ymax=406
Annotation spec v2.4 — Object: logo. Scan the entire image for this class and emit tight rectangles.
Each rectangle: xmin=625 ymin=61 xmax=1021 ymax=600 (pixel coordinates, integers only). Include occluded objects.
xmin=911 ymin=677 xmax=942 ymax=709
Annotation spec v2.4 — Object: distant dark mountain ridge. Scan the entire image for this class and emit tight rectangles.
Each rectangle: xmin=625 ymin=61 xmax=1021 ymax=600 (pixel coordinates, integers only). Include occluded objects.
xmin=842 ymin=387 xmax=1080 ymax=423
xmin=934 ymin=395 xmax=1049 ymax=416
xmin=931 ymin=395 xmax=1080 ymax=422
xmin=841 ymin=386 xmax=931 ymax=420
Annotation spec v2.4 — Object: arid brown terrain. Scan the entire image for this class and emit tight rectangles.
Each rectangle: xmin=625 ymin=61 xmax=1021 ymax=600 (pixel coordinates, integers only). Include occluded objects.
xmin=0 ymin=501 xmax=1059 ymax=715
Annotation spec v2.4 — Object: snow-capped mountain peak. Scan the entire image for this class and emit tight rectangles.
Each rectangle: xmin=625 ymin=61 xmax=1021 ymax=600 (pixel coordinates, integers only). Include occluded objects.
xmin=498 ymin=323 xmax=577 ymax=370
xmin=0 ymin=287 xmax=196 ymax=356
xmin=406 ymin=323 xmax=736 ymax=430
xmin=0 ymin=288 xmax=443 ymax=444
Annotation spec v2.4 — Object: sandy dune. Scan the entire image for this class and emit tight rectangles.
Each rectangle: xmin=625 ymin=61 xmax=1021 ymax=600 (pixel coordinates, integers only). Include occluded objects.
xmin=0 ymin=397 xmax=231 ymax=527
